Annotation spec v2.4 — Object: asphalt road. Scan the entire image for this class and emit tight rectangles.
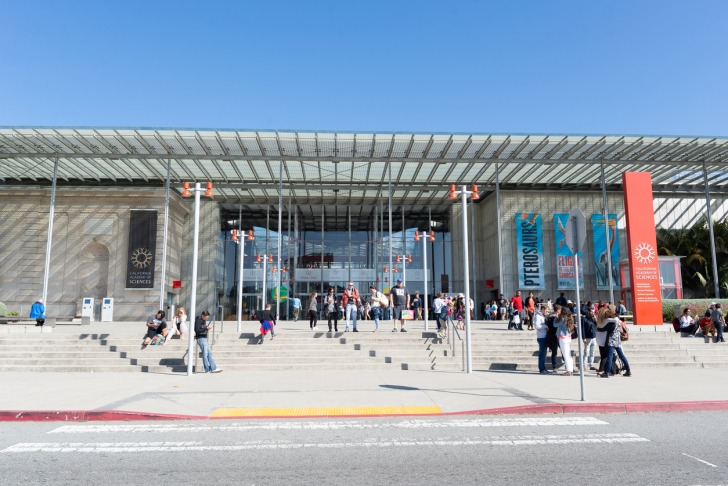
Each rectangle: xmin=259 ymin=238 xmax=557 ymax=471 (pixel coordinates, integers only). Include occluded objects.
xmin=1 ymin=413 xmax=726 ymax=485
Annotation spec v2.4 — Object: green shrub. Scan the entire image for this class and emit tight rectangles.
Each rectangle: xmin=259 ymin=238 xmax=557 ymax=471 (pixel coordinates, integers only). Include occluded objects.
xmin=8 ymin=310 xmax=20 ymax=316
xmin=0 ymin=302 xmax=6 ymax=317
xmin=661 ymin=298 xmax=728 ymax=322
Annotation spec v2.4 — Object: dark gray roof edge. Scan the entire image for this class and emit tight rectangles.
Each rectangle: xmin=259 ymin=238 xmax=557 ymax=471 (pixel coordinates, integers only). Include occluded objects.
xmin=0 ymin=126 xmax=726 ymax=141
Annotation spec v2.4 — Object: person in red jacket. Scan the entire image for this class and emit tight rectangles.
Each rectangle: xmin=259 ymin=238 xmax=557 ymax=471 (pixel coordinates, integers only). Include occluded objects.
xmin=342 ymin=281 xmax=361 ymax=332
xmin=510 ymin=291 xmax=524 ymax=331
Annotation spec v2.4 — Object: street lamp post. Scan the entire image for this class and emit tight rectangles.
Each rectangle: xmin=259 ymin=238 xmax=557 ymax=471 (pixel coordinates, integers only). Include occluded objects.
xmin=233 ymin=229 xmax=255 ymax=333
xmin=258 ymin=253 xmax=274 ymax=308
xmin=448 ymin=184 xmax=480 ymax=374
xmin=181 ymin=181 xmax=213 ymax=376
xmin=414 ymin=231 xmax=435 ymax=331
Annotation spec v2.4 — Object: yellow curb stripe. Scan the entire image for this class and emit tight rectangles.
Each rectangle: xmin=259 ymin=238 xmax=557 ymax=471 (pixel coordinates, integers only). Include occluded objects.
xmin=210 ymin=405 xmax=443 ymax=417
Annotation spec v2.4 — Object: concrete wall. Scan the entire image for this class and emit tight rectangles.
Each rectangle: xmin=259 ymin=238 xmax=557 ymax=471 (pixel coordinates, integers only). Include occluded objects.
xmin=0 ymin=187 xmax=221 ymax=321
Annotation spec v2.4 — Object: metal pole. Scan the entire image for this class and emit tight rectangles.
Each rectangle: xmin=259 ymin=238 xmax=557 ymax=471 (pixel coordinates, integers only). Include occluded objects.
xmin=262 ymin=206 xmax=269 ymax=308
xmin=187 ymin=183 xmax=202 ymax=376
xmin=42 ymin=157 xmax=59 ymax=305
xmin=495 ymin=163 xmax=505 ymax=299
xmin=703 ymin=162 xmax=721 ymax=298
xmin=388 ymin=163 xmax=394 ymax=326
xmin=159 ymin=161 xmax=171 ymax=310
xmin=348 ymin=205 xmax=352 ymax=282
xmin=294 ymin=208 xmax=298 ymax=304
xmin=574 ymin=249 xmax=586 ymax=401
xmin=422 ymin=233 xmax=429 ymax=331
xmin=601 ymin=161 xmax=615 ymax=304
xmin=461 ymin=187 xmax=472 ymax=373
xmin=277 ymin=161 xmax=283 ymax=321
xmin=402 ymin=211 xmax=406 ymax=284
xmin=287 ymin=192 xmax=292 ymax=321
xmin=236 ymin=206 xmax=244 ymax=333
xmin=470 ymin=197 xmax=477 ymax=320
xmin=321 ymin=204 xmax=324 ymax=297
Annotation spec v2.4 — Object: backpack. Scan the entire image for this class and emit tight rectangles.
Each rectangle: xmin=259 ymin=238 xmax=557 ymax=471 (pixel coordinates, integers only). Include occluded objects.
xmin=619 ymin=322 xmax=629 ymax=341
xmin=378 ymin=292 xmax=389 ymax=308
xmin=672 ymin=317 xmax=681 ymax=333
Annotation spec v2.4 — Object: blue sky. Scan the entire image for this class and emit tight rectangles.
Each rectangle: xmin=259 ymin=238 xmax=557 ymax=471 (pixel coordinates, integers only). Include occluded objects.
xmin=1 ymin=0 xmax=726 ymax=136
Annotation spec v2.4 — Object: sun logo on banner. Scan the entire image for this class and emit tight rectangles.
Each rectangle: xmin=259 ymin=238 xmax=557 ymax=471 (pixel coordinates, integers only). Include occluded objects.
xmin=633 ymin=242 xmax=656 ymax=264
xmin=131 ymin=248 xmax=153 ymax=269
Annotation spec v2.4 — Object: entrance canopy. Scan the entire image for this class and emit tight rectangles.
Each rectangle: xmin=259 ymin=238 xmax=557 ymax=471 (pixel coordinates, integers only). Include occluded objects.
xmin=2 ymin=129 xmax=727 ymax=216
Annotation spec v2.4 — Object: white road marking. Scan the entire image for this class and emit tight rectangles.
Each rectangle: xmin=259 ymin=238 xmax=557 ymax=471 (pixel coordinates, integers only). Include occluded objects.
xmin=49 ymin=416 xmax=608 ymax=434
xmin=2 ymin=433 xmax=648 ymax=453
xmin=682 ymin=452 xmax=718 ymax=468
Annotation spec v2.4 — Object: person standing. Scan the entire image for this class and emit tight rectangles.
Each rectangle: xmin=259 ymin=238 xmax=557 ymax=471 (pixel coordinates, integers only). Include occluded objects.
xmin=556 ymin=308 xmax=575 ymax=376
xmin=555 ymin=292 xmax=568 ymax=307
xmin=390 ymin=278 xmax=410 ymax=332
xmin=497 ymin=294 xmax=508 ymax=320
xmin=369 ymin=285 xmax=387 ymax=333
xmin=30 ymin=298 xmax=45 ymax=327
xmin=524 ymin=292 xmax=536 ymax=331
xmin=308 ymin=292 xmax=319 ymax=331
xmin=510 ymin=291 xmax=523 ymax=330
xmin=194 ymin=310 xmax=222 ymax=373
xmin=712 ymin=303 xmax=726 ymax=343
xmin=581 ymin=308 xmax=598 ymax=371
xmin=600 ymin=307 xmax=632 ymax=377
xmin=291 ymin=296 xmax=302 ymax=322
xmin=533 ymin=306 xmax=549 ymax=374
xmin=480 ymin=302 xmax=487 ymax=320
xmin=342 ymin=281 xmax=361 ymax=332
xmin=546 ymin=305 xmax=561 ymax=372
xmin=324 ymin=287 xmax=339 ymax=332
xmin=432 ymin=292 xmax=445 ymax=333
xmin=412 ymin=293 xmax=423 ymax=320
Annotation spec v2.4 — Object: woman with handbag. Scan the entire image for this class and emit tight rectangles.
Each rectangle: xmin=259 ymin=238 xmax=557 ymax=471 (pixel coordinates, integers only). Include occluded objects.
xmin=368 ymin=285 xmax=387 ymax=332
xmin=556 ymin=307 xmax=575 ymax=376
xmin=308 ymin=292 xmax=319 ymax=331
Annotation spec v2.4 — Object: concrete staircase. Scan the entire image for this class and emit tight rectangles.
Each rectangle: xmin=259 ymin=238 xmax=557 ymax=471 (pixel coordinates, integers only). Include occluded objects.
xmin=0 ymin=327 xmax=725 ymax=373
xmin=471 ymin=329 xmax=728 ymax=371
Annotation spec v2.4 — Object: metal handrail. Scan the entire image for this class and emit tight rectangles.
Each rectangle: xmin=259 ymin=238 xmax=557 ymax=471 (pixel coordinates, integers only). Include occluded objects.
xmin=439 ymin=313 xmax=464 ymax=370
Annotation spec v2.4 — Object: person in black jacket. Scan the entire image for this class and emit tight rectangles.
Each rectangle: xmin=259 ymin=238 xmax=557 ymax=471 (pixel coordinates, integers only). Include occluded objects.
xmin=581 ymin=308 xmax=598 ymax=371
xmin=195 ymin=311 xmax=222 ymax=373
xmin=545 ymin=305 xmax=562 ymax=372
xmin=257 ymin=303 xmax=277 ymax=344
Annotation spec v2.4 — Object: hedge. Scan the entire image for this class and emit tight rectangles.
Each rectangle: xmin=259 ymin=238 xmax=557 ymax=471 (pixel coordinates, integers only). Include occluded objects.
xmin=661 ymin=299 xmax=728 ymax=322
xmin=0 ymin=302 xmax=6 ymax=317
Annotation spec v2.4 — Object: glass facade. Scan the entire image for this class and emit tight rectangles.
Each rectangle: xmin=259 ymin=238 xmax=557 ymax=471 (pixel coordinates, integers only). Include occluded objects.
xmin=216 ymin=205 xmax=452 ymax=320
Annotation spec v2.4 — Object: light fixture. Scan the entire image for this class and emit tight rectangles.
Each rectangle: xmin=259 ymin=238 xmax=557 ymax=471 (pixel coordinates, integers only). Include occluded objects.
xmin=448 ymin=184 xmax=457 ymax=200
xmin=471 ymin=185 xmax=480 ymax=200
xmin=429 ymin=230 xmax=435 ymax=241
xmin=256 ymin=254 xmax=262 ymax=263
xmin=396 ymin=255 xmax=401 ymax=263
xmin=205 ymin=182 xmax=214 ymax=197
xmin=247 ymin=229 xmax=255 ymax=241
xmin=181 ymin=182 xmax=191 ymax=197
xmin=267 ymin=254 xmax=273 ymax=263
xmin=407 ymin=254 xmax=412 ymax=263
xmin=231 ymin=230 xmax=239 ymax=242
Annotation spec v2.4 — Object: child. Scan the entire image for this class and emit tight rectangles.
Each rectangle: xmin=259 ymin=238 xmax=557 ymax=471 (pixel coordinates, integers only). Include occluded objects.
xmin=257 ymin=303 xmax=277 ymax=344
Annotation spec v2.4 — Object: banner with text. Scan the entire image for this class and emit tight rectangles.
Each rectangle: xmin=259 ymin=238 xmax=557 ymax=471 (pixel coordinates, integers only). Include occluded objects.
xmin=126 ymin=210 xmax=157 ymax=289
xmin=592 ymin=213 xmax=621 ymax=290
xmin=553 ymin=213 xmax=584 ymax=290
xmin=623 ymin=172 xmax=663 ymax=324
xmin=515 ymin=213 xmax=545 ymax=289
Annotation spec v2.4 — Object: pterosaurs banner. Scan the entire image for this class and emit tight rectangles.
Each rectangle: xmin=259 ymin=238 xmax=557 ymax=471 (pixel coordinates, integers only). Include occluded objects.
xmin=592 ymin=213 xmax=621 ymax=289
xmin=126 ymin=210 xmax=158 ymax=289
xmin=515 ymin=213 xmax=545 ymax=289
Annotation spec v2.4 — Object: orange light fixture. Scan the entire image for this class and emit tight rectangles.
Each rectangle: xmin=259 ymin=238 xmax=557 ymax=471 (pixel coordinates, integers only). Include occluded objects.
xmin=271 ymin=266 xmax=277 ymax=274
xmin=396 ymin=255 xmax=401 ymax=263
xmin=407 ymin=254 xmax=412 ymax=263
xmin=282 ymin=266 xmax=287 ymax=273
xmin=393 ymin=266 xmax=399 ymax=273
xmin=384 ymin=266 xmax=388 ymax=273
xmin=471 ymin=185 xmax=480 ymax=200
xmin=247 ymin=229 xmax=255 ymax=241
xmin=448 ymin=184 xmax=457 ymax=200
xmin=231 ymin=230 xmax=238 ymax=242
xmin=181 ymin=182 xmax=191 ymax=197
xmin=414 ymin=232 xmax=420 ymax=242
xmin=256 ymin=254 xmax=261 ymax=263
xmin=429 ymin=230 xmax=435 ymax=241
xmin=205 ymin=182 xmax=213 ymax=197
xmin=267 ymin=254 xmax=273 ymax=263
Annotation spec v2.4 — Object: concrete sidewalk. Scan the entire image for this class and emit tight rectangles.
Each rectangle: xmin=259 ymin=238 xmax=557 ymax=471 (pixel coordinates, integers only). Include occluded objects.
xmin=3 ymin=318 xmax=726 ymax=421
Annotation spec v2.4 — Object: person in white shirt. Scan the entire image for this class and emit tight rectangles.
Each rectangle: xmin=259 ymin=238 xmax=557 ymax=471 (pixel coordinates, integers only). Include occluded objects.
xmin=432 ymin=292 xmax=445 ymax=335
xmin=679 ymin=308 xmax=698 ymax=336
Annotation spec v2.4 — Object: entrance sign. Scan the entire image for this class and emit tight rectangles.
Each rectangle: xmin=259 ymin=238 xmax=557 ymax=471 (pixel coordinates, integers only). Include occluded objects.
xmin=126 ymin=210 xmax=157 ymax=289
xmin=515 ymin=213 xmax=545 ymax=289
xmin=323 ymin=268 xmax=348 ymax=281
xmin=592 ymin=213 xmax=621 ymax=289
xmin=623 ymin=172 xmax=663 ymax=324
xmin=554 ymin=213 xmax=584 ymax=290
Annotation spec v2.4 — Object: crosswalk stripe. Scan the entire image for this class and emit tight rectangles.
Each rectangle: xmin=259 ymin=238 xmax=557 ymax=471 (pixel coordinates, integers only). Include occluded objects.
xmin=49 ymin=416 xmax=608 ymax=434
xmin=0 ymin=434 xmax=649 ymax=453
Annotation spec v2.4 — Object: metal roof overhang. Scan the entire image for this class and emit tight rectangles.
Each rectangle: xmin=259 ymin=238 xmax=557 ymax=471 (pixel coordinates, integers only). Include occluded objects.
xmin=1 ymin=129 xmax=727 ymax=215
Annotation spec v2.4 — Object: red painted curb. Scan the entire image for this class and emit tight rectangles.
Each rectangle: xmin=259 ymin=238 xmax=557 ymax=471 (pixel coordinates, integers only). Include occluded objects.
xmin=2 ymin=401 xmax=728 ymax=421
xmin=0 ymin=410 xmax=205 ymax=422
